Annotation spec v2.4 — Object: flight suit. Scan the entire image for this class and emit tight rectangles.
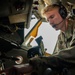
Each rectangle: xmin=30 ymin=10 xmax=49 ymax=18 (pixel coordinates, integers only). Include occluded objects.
xmin=29 ymin=20 xmax=75 ymax=75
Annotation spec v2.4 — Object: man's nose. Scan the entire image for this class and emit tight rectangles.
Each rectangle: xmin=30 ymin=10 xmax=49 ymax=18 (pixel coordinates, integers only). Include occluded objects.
xmin=48 ymin=19 xmax=53 ymax=24
xmin=49 ymin=21 xmax=54 ymax=25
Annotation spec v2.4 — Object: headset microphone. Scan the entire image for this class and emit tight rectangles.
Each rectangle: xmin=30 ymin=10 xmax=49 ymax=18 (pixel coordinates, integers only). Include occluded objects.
xmin=52 ymin=20 xmax=64 ymax=28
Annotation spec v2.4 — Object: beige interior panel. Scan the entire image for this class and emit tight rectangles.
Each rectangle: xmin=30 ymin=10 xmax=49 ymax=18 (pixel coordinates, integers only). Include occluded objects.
xmin=9 ymin=13 xmax=27 ymax=24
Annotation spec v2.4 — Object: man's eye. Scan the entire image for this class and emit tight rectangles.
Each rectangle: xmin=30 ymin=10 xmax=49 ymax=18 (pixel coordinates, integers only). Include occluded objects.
xmin=47 ymin=15 xmax=54 ymax=22
xmin=50 ymin=15 xmax=54 ymax=19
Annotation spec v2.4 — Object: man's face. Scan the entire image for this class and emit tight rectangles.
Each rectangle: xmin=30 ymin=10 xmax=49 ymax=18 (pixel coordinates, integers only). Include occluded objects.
xmin=45 ymin=8 xmax=65 ymax=31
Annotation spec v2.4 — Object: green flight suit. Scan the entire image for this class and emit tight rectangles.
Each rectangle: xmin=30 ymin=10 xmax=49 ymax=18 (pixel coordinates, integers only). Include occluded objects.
xmin=29 ymin=20 xmax=75 ymax=75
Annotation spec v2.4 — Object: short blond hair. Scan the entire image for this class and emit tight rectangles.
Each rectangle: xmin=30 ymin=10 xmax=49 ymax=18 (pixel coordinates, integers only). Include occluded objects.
xmin=41 ymin=4 xmax=59 ymax=18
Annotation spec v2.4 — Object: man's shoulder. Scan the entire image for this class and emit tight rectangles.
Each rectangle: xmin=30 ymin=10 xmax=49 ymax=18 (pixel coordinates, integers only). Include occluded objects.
xmin=69 ymin=20 xmax=75 ymax=25
xmin=68 ymin=20 xmax=75 ymax=30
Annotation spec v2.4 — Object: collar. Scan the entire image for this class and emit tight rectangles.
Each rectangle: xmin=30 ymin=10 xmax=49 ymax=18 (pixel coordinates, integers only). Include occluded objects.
xmin=62 ymin=20 xmax=73 ymax=39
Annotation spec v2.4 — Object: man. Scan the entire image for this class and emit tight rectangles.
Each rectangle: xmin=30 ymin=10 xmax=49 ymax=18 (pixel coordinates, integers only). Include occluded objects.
xmin=0 ymin=3 xmax=75 ymax=75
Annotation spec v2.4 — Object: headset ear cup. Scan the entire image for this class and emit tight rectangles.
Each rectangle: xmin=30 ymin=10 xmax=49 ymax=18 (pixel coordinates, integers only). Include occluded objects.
xmin=59 ymin=5 xmax=67 ymax=19
xmin=53 ymin=3 xmax=67 ymax=19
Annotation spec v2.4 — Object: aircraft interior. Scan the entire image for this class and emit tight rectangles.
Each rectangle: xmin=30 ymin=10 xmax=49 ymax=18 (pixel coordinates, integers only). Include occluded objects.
xmin=0 ymin=0 xmax=75 ymax=74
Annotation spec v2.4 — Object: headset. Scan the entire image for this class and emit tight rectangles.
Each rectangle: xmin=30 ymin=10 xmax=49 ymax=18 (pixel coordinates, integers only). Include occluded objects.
xmin=52 ymin=3 xmax=68 ymax=28
xmin=53 ymin=3 xmax=67 ymax=19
